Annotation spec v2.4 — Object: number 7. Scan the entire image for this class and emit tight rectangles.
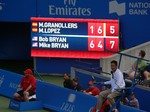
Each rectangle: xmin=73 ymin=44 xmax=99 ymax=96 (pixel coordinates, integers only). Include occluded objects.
xmin=110 ymin=41 xmax=115 ymax=49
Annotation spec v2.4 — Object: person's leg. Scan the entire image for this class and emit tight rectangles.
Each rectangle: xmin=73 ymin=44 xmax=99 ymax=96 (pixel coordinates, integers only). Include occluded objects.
xmin=13 ymin=90 xmax=24 ymax=101
xmin=107 ymin=91 xmax=121 ymax=108
xmin=23 ymin=91 xmax=30 ymax=102
xmin=143 ymin=71 xmax=150 ymax=80
xmin=96 ymin=89 xmax=111 ymax=111
xmin=128 ymin=71 xmax=135 ymax=80
xmin=24 ymin=90 xmax=35 ymax=101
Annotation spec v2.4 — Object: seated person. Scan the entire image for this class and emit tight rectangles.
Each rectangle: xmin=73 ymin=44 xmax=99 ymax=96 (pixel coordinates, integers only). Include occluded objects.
xmin=63 ymin=73 xmax=74 ymax=90
xmin=143 ymin=64 xmax=150 ymax=80
xmin=91 ymin=86 xmax=110 ymax=112
xmin=125 ymin=50 xmax=147 ymax=80
xmin=72 ymin=77 xmax=83 ymax=92
xmin=125 ymin=92 xmax=140 ymax=109
xmin=13 ymin=69 xmax=36 ymax=102
xmin=142 ymin=64 xmax=150 ymax=86
xmin=83 ymin=80 xmax=100 ymax=97
xmin=96 ymin=60 xmax=125 ymax=112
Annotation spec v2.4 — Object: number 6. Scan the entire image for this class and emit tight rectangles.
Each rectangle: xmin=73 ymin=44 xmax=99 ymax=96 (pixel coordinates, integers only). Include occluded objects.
xmin=90 ymin=40 xmax=94 ymax=48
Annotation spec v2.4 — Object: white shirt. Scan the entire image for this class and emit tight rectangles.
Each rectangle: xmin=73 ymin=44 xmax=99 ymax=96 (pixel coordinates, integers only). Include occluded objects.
xmin=104 ymin=69 xmax=125 ymax=92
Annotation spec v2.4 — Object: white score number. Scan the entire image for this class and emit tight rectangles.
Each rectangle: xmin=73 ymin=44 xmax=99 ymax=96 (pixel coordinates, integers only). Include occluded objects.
xmin=110 ymin=41 xmax=115 ymax=49
xmin=90 ymin=26 xmax=102 ymax=34
xmin=90 ymin=40 xmax=103 ymax=49
xmin=110 ymin=26 xmax=115 ymax=34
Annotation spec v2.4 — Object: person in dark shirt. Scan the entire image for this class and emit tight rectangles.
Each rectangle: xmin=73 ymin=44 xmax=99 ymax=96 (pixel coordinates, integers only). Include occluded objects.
xmin=72 ymin=77 xmax=83 ymax=92
xmin=63 ymin=73 xmax=74 ymax=90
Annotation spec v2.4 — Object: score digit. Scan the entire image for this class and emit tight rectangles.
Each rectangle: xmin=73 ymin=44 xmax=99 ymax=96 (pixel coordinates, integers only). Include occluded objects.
xmin=90 ymin=40 xmax=95 ymax=48
xmin=98 ymin=41 xmax=103 ymax=49
xmin=90 ymin=26 xmax=94 ymax=34
xmin=106 ymin=38 xmax=119 ymax=52
xmin=106 ymin=23 xmax=118 ymax=36
xmin=88 ymin=38 xmax=104 ymax=51
xmin=88 ymin=23 xmax=104 ymax=36
xmin=97 ymin=26 xmax=103 ymax=34
xmin=110 ymin=41 xmax=115 ymax=48
xmin=110 ymin=26 xmax=115 ymax=34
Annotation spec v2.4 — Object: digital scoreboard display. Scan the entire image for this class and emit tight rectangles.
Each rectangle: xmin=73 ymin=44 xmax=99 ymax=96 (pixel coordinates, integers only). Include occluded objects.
xmin=31 ymin=17 xmax=119 ymax=59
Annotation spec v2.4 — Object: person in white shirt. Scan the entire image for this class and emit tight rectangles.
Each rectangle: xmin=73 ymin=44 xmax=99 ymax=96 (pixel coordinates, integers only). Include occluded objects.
xmin=96 ymin=60 xmax=125 ymax=112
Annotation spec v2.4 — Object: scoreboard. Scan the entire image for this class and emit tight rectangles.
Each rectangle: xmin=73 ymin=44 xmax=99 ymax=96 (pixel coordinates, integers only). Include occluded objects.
xmin=31 ymin=17 xmax=119 ymax=59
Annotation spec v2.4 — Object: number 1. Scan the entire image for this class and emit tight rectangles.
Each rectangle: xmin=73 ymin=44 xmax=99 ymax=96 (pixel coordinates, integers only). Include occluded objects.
xmin=90 ymin=26 xmax=94 ymax=34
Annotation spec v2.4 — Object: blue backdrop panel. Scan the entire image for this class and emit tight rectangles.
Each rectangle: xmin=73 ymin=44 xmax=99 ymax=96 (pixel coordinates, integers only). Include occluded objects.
xmin=9 ymin=99 xmax=43 ymax=111
xmin=0 ymin=0 xmax=36 ymax=22
xmin=134 ymin=87 xmax=150 ymax=112
xmin=35 ymin=57 xmax=99 ymax=74
xmin=0 ymin=0 xmax=149 ymax=49
xmin=0 ymin=69 xmax=22 ymax=98
xmin=118 ymin=104 xmax=146 ymax=112
xmin=36 ymin=0 xmax=150 ymax=49
xmin=36 ymin=81 xmax=97 ymax=112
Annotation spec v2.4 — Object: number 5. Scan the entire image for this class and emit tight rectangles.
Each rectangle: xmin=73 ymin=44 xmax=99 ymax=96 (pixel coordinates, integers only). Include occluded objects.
xmin=110 ymin=41 xmax=115 ymax=49
xmin=110 ymin=26 xmax=115 ymax=34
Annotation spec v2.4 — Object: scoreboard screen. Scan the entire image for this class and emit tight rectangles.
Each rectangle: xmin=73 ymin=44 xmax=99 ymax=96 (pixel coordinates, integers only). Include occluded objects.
xmin=31 ymin=17 xmax=119 ymax=59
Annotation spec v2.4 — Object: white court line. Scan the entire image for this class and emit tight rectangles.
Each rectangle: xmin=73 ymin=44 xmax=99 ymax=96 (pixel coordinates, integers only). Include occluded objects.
xmin=40 ymin=34 xmax=118 ymax=38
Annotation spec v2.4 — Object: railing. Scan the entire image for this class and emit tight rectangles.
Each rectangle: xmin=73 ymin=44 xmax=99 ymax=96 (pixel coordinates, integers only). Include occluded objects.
xmin=109 ymin=51 xmax=149 ymax=112
xmin=32 ymin=69 xmax=43 ymax=81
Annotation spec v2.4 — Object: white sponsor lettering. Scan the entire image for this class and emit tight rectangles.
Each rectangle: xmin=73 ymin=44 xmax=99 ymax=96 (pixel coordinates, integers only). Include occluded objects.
xmin=49 ymin=0 xmax=91 ymax=16
xmin=11 ymin=102 xmax=19 ymax=108
xmin=61 ymin=102 xmax=75 ymax=112
xmin=9 ymin=82 xmax=18 ymax=89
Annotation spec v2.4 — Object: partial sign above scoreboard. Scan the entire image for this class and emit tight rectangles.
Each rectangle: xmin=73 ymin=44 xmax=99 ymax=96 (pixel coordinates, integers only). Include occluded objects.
xmin=31 ymin=17 xmax=119 ymax=59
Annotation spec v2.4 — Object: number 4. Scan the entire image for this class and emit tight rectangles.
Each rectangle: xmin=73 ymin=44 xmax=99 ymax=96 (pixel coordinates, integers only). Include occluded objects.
xmin=98 ymin=41 xmax=103 ymax=48
xmin=110 ymin=41 xmax=115 ymax=49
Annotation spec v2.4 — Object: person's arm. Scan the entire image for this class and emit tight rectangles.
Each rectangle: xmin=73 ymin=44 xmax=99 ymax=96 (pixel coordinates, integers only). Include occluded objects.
xmin=132 ymin=60 xmax=138 ymax=71
xmin=17 ymin=84 xmax=22 ymax=88
xmin=125 ymin=97 xmax=129 ymax=104
xmin=104 ymin=80 xmax=111 ymax=85
xmin=129 ymin=100 xmax=138 ymax=107
xmin=18 ymin=78 xmax=23 ymax=88
xmin=24 ymin=85 xmax=32 ymax=92
xmin=91 ymin=88 xmax=100 ymax=96
xmin=84 ymin=88 xmax=90 ymax=93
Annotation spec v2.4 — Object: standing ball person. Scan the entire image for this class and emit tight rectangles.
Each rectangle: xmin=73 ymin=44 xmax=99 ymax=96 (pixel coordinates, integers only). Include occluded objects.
xmin=13 ymin=68 xmax=36 ymax=102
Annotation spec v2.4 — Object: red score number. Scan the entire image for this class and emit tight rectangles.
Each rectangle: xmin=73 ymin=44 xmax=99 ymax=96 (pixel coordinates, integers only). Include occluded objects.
xmin=88 ymin=23 xmax=104 ymax=51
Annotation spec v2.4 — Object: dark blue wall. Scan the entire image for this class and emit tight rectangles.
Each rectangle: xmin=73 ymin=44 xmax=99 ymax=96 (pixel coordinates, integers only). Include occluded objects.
xmin=0 ymin=22 xmax=31 ymax=60
xmin=35 ymin=58 xmax=99 ymax=74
